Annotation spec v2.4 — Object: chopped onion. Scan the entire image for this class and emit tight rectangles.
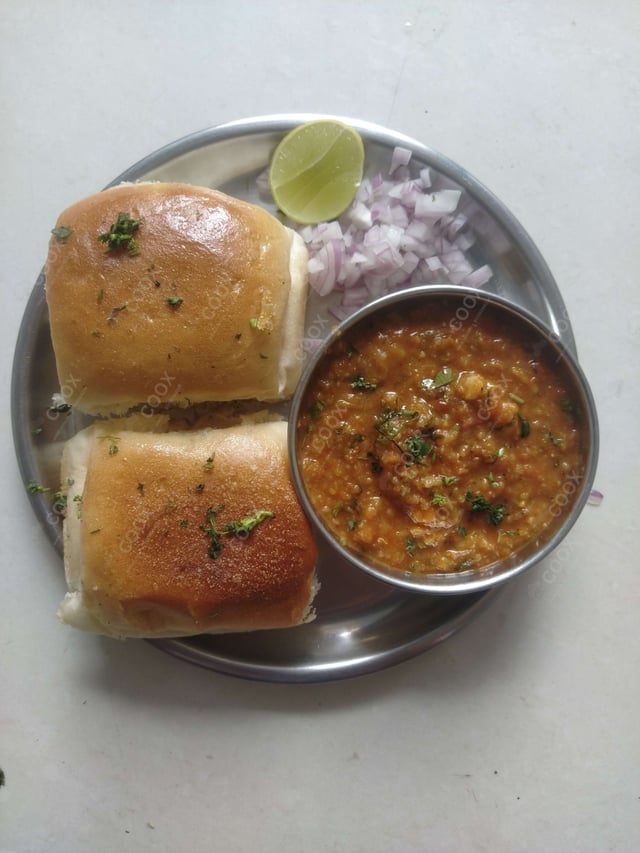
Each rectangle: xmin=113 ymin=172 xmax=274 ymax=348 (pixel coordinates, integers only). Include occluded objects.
xmin=389 ymin=146 xmax=412 ymax=174
xmin=255 ymin=168 xmax=271 ymax=200
xmin=348 ymin=200 xmax=373 ymax=230
xmin=261 ymin=145 xmax=493 ymax=315
xmin=419 ymin=167 xmax=432 ymax=187
xmin=587 ymin=489 xmax=603 ymax=507
xmin=461 ymin=265 xmax=493 ymax=288
xmin=414 ymin=189 xmax=462 ymax=218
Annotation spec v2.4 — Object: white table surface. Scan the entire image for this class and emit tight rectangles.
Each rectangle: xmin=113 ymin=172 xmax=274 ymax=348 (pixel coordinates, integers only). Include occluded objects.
xmin=2 ymin=2 xmax=639 ymax=851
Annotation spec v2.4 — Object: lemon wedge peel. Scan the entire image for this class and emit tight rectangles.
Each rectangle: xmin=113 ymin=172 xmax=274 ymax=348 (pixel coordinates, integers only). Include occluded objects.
xmin=268 ymin=119 xmax=365 ymax=225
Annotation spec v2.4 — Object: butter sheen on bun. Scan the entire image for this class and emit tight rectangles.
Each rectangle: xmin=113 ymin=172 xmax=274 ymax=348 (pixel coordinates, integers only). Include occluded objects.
xmin=45 ymin=182 xmax=309 ymax=415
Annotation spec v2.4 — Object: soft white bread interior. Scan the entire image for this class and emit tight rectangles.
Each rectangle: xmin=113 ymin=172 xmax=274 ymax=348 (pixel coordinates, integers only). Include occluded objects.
xmin=45 ymin=182 xmax=309 ymax=415
xmin=58 ymin=419 xmax=319 ymax=638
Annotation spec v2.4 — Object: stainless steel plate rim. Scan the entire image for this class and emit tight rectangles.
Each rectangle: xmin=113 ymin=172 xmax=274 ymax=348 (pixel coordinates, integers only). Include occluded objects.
xmin=150 ymin=587 xmax=496 ymax=684
xmin=12 ymin=113 xmax=576 ymax=683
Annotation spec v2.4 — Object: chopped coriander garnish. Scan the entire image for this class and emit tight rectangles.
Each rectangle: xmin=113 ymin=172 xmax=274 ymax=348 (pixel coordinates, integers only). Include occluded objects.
xmin=465 ymin=491 xmax=506 ymax=526
xmin=200 ymin=504 xmax=225 ymax=559
xmin=457 ymin=526 xmax=467 ymax=537
xmin=249 ymin=318 xmax=259 ymax=329
xmin=98 ymin=212 xmax=141 ymax=256
xmin=350 ymin=374 xmax=378 ymax=392
xmin=332 ymin=502 xmax=347 ymax=518
xmin=51 ymin=225 xmax=73 ymax=240
xmin=548 ymin=432 xmax=564 ymax=446
xmin=433 ymin=366 xmax=457 ymax=388
xmin=203 ymin=454 xmax=215 ymax=472
xmin=107 ymin=303 xmax=128 ymax=322
xmin=51 ymin=490 xmax=68 ymax=514
xmin=405 ymin=434 xmax=435 ymax=462
xmin=519 ymin=416 xmax=530 ymax=438
xmin=406 ymin=537 xmax=418 ymax=556
xmin=374 ymin=404 xmax=419 ymax=442
xmin=97 ymin=434 xmax=120 ymax=455
xmin=52 ymin=492 xmax=67 ymax=513
xmin=166 ymin=296 xmax=183 ymax=307
xmin=492 ymin=446 xmax=506 ymax=461
xmin=332 ymin=499 xmax=358 ymax=529
xmin=200 ymin=505 xmax=275 ymax=559
xmin=165 ymin=498 xmax=177 ymax=511
xmin=431 ymin=493 xmax=447 ymax=506
xmin=366 ymin=451 xmax=383 ymax=474
xmin=509 ymin=392 xmax=525 ymax=405
xmin=97 ymin=288 xmax=104 ymax=304
xmin=498 ymin=529 xmax=520 ymax=542
xmin=422 ymin=366 xmax=457 ymax=391
xmin=26 ymin=479 xmax=50 ymax=495
xmin=223 ymin=510 xmax=275 ymax=536
xmin=179 ymin=519 xmax=189 ymax=528
xmin=195 ymin=483 xmax=205 ymax=492
xmin=309 ymin=400 xmax=326 ymax=420
xmin=441 ymin=476 xmax=458 ymax=486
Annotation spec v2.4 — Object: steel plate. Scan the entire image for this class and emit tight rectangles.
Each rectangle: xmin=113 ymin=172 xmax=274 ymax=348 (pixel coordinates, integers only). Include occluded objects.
xmin=11 ymin=114 xmax=577 ymax=682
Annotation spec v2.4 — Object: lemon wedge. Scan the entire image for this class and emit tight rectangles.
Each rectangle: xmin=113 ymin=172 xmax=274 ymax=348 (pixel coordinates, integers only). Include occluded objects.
xmin=268 ymin=119 xmax=365 ymax=225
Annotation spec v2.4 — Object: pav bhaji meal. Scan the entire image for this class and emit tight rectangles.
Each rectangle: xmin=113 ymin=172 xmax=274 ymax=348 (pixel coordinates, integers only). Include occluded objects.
xmin=29 ymin=120 xmax=596 ymax=639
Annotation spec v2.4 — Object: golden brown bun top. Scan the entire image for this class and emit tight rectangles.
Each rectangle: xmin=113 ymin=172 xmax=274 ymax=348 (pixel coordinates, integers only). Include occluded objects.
xmin=45 ymin=182 xmax=308 ymax=414
xmin=61 ymin=420 xmax=318 ymax=637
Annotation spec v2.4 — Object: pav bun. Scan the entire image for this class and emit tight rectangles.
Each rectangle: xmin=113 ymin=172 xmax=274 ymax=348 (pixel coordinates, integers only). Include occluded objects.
xmin=58 ymin=419 xmax=319 ymax=638
xmin=45 ymin=182 xmax=309 ymax=415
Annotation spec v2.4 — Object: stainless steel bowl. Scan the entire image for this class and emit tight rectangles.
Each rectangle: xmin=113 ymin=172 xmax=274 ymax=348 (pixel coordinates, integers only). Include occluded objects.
xmin=288 ymin=284 xmax=599 ymax=596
